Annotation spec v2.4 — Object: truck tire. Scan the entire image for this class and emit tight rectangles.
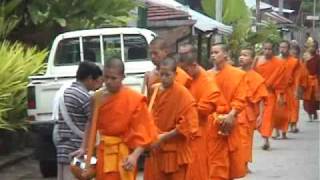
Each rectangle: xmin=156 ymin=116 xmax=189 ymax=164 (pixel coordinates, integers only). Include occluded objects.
xmin=39 ymin=160 xmax=57 ymax=177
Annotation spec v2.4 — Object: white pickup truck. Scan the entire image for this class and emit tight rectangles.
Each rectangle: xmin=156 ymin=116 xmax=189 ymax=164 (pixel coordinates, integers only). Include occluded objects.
xmin=27 ymin=27 xmax=155 ymax=177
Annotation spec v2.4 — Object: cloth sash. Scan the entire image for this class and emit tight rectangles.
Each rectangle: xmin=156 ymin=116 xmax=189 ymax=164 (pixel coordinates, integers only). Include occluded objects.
xmin=100 ymin=135 xmax=134 ymax=180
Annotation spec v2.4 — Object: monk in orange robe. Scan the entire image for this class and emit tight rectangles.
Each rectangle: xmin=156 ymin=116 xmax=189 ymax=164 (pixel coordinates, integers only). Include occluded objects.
xmin=238 ymin=48 xmax=268 ymax=171
xmin=145 ymin=57 xmax=199 ymax=180
xmin=254 ymin=41 xmax=287 ymax=150
xmin=79 ymin=58 xmax=157 ymax=180
xmin=207 ymin=43 xmax=247 ymax=180
xmin=289 ymin=45 xmax=308 ymax=132
xmin=273 ymin=41 xmax=300 ymax=138
xmin=303 ymin=48 xmax=320 ymax=121
xmin=178 ymin=44 xmax=227 ymax=180
xmin=143 ymin=37 xmax=191 ymax=96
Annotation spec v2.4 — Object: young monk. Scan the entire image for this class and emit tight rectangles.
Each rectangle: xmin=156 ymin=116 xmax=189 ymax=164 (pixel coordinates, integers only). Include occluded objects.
xmin=78 ymin=58 xmax=157 ymax=180
xmin=178 ymin=44 xmax=227 ymax=180
xmin=289 ymin=45 xmax=308 ymax=132
xmin=143 ymin=37 xmax=191 ymax=95
xmin=207 ymin=43 xmax=247 ymax=180
xmin=238 ymin=48 xmax=268 ymax=172
xmin=145 ymin=57 xmax=199 ymax=180
xmin=254 ymin=41 xmax=287 ymax=150
xmin=303 ymin=47 xmax=320 ymax=121
xmin=273 ymin=41 xmax=300 ymax=139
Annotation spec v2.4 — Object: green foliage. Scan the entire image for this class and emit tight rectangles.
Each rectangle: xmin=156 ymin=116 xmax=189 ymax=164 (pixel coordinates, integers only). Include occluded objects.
xmin=0 ymin=0 xmax=22 ymax=39
xmin=0 ymin=41 xmax=47 ymax=131
xmin=26 ymin=0 xmax=136 ymax=30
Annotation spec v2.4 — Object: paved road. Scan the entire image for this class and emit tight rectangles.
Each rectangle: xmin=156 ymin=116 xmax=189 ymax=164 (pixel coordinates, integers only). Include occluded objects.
xmin=0 ymin=106 xmax=318 ymax=180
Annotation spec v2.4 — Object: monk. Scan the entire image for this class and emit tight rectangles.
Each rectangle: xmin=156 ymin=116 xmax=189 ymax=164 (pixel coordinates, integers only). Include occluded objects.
xmin=238 ymin=48 xmax=268 ymax=171
xmin=207 ymin=43 xmax=247 ymax=180
xmin=145 ymin=57 xmax=199 ymax=180
xmin=143 ymin=37 xmax=191 ymax=95
xmin=254 ymin=41 xmax=286 ymax=150
xmin=178 ymin=44 xmax=227 ymax=180
xmin=79 ymin=58 xmax=157 ymax=180
xmin=273 ymin=41 xmax=300 ymax=139
xmin=289 ymin=45 xmax=308 ymax=132
xmin=303 ymin=47 xmax=320 ymax=121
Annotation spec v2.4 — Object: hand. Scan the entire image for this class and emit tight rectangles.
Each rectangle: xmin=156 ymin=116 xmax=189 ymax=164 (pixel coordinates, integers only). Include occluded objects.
xmin=221 ymin=113 xmax=235 ymax=134
xmin=122 ymin=153 xmax=138 ymax=171
xmin=256 ymin=115 xmax=263 ymax=129
xmin=69 ymin=148 xmax=86 ymax=158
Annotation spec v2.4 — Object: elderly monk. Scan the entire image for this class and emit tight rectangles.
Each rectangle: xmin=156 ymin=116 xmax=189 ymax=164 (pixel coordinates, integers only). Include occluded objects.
xmin=207 ymin=43 xmax=247 ymax=180
xmin=145 ymin=57 xmax=199 ymax=180
xmin=238 ymin=48 xmax=268 ymax=171
xmin=79 ymin=58 xmax=157 ymax=180
xmin=289 ymin=45 xmax=308 ymax=132
xmin=143 ymin=37 xmax=191 ymax=96
xmin=178 ymin=44 xmax=227 ymax=180
xmin=254 ymin=41 xmax=287 ymax=150
xmin=303 ymin=47 xmax=320 ymax=121
xmin=272 ymin=41 xmax=300 ymax=139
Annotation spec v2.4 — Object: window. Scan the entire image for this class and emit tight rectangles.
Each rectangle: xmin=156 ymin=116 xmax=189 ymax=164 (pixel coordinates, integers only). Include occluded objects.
xmin=124 ymin=35 xmax=148 ymax=62
xmin=82 ymin=36 xmax=101 ymax=63
xmin=103 ymin=35 xmax=121 ymax=62
xmin=54 ymin=38 xmax=80 ymax=66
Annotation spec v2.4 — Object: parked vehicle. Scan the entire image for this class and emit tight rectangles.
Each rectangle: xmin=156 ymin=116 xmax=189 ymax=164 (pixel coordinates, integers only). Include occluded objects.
xmin=27 ymin=27 xmax=156 ymax=177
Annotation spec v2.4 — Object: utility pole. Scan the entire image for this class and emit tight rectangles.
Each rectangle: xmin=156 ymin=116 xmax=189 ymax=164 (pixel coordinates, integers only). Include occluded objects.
xmin=216 ymin=0 xmax=223 ymax=23
xmin=313 ymin=0 xmax=316 ymax=35
xmin=256 ymin=0 xmax=261 ymax=31
xmin=279 ymin=0 xmax=284 ymax=15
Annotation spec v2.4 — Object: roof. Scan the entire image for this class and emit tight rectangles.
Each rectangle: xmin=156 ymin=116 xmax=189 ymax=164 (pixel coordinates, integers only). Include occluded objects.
xmin=145 ymin=0 xmax=232 ymax=34
xmin=244 ymin=0 xmax=294 ymax=13
xmin=264 ymin=12 xmax=293 ymax=24
xmin=147 ymin=2 xmax=190 ymax=21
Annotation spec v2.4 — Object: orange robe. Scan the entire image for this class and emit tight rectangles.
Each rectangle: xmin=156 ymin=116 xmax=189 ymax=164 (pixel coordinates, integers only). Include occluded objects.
xmin=291 ymin=61 xmax=308 ymax=123
xmin=95 ymin=86 xmax=157 ymax=180
xmin=145 ymin=82 xmax=199 ymax=180
xmin=273 ymin=56 xmax=299 ymax=132
xmin=186 ymin=67 xmax=225 ymax=180
xmin=238 ymin=70 xmax=268 ymax=163
xmin=254 ymin=56 xmax=286 ymax=137
xmin=145 ymin=67 xmax=191 ymax=96
xmin=303 ymin=55 xmax=320 ymax=118
xmin=207 ymin=64 xmax=247 ymax=180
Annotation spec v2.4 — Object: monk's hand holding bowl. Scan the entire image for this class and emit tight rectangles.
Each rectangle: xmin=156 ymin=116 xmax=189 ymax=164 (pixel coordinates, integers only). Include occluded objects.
xmin=122 ymin=152 xmax=139 ymax=171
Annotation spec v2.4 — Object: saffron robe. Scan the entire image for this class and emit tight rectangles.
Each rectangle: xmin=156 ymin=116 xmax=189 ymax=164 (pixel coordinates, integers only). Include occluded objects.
xmin=144 ymin=82 xmax=199 ymax=180
xmin=254 ymin=56 xmax=286 ymax=137
xmin=207 ymin=64 xmax=247 ymax=180
xmin=238 ymin=70 xmax=268 ymax=163
xmin=95 ymin=86 xmax=157 ymax=180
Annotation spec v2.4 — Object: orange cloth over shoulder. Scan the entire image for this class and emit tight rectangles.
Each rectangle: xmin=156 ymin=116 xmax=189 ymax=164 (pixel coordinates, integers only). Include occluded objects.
xmin=254 ymin=56 xmax=286 ymax=137
xmin=186 ymin=67 xmax=226 ymax=180
xmin=207 ymin=64 xmax=247 ymax=180
xmin=238 ymin=69 xmax=268 ymax=163
xmin=144 ymin=82 xmax=198 ymax=180
xmin=273 ymin=55 xmax=299 ymax=132
xmin=95 ymin=86 xmax=157 ymax=180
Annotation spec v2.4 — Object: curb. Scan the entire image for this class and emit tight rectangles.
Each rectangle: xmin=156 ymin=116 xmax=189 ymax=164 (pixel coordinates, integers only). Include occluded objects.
xmin=0 ymin=148 xmax=33 ymax=170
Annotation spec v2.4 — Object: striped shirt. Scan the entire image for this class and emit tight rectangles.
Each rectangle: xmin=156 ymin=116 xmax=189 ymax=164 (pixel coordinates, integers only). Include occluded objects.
xmin=56 ymin=81 xmax=91 ymax=164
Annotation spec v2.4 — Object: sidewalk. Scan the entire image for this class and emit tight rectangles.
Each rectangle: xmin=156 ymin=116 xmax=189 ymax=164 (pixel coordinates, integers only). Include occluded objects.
xmin=0 ymin=148 xmax=33 ymax=170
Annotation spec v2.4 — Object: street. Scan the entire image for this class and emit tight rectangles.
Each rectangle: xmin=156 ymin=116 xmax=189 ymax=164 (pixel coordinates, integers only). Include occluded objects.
xmin=0 ymin=106 xmax=319 ymax=180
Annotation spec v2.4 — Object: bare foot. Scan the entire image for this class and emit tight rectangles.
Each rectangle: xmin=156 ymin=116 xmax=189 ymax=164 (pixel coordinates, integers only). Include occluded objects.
xmin=282 ymin=132 xmax=288 ymax=139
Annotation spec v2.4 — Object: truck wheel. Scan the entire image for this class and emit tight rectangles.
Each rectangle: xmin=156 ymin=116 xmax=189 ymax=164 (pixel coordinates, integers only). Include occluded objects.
xmin=39 ymin=160 xmax=57 ymax=177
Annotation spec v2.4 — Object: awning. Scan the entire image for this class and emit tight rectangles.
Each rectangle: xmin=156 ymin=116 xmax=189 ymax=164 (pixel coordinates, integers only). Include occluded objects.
xmin=244 ymin=0 xmax=272 ymax=10
xmin=146 ymin=0 xmax=232 ymax=34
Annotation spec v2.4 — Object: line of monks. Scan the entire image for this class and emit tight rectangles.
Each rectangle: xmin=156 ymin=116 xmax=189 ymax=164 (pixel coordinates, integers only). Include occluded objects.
xmin=83 ymin=37 xmax=319 ymax=180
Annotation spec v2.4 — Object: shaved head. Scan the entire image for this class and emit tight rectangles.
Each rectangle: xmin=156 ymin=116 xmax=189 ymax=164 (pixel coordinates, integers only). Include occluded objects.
xmin=104 ymin=58 xmax=125 ymax=76
xmin=160 ymin=57 xmax=177 ymax=72
xmin=211 ymin=43 xmax=229 ymax=54
xmin=178 ymin=44 xmax=197 ymax=65
xmin=150 ymin=37 xmax=168 ymax=50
